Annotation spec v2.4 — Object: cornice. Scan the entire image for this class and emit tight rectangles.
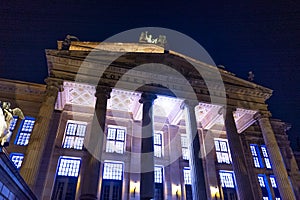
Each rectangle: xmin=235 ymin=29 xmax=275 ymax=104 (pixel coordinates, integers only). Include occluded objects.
xmin=0 ymin=78 xmax=46 ymax=96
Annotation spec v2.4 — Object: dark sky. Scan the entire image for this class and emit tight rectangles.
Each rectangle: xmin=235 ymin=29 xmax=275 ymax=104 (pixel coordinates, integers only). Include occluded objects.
xmin=1 ymin=1 xmax=300 ymax=149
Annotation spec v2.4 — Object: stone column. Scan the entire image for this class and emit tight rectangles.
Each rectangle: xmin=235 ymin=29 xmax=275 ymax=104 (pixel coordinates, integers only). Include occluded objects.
xmin=182 ymin=100 xmax=207 ymax=200
xmin=256 ymin=112 xmax=296 ymax=200
xmin=139 ymin=92 xmax=157 ymax=200
xmin=222 ymin=107 xmax=254 ymax=200
xmin=20 ymin=78 xmax=63 ymax=191
xmin=79 ymin=85 xmax=111 ymax=200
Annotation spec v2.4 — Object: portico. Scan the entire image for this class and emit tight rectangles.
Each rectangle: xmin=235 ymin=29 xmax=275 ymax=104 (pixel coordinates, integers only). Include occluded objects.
xmin=11 ymin=41 xmax=298 ymax=200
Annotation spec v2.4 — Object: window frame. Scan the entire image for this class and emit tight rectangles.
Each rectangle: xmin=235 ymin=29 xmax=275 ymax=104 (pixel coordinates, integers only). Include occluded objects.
xmin=9 ymin=152 xmax=24 ymax=170
xmin=62 ymin=120 xmax=87 ymax=150
xmin=214 ymin=138 xmax=232 ymax=164
xmin=102 ymin=161 xmax=124 ymax=181
xmin=56 ymin=156 xmax=81 ymax=177
xmin=154 ymin=132 xmax=163 ymax=158
xmin=181 ymin=134 xmax=189 ymax=160
xmin=14 ymin=116 xmax=35 ymax=146
xmin=250 ymin=144 xmax=264 ymax=168
xmin=105 ymin=126 xmax=126 ymax=154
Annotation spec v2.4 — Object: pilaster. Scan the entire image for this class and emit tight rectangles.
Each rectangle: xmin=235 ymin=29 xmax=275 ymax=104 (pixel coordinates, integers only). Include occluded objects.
xmin=20 ymin=78 xmax=63 ymax=191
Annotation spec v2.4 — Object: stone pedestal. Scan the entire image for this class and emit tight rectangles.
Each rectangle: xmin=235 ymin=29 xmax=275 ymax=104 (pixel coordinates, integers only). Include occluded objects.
xmin=257 ymin=112 xmax=296 ymax=200
xmin=139 ymin=92 xmax=157 ymax=200
xmin=79 ymin=85 xmax=111 ymax=200
xmin=183 ymin=101 xmax=207 ymax=200
xmin=223 ymin=107 xmax=254 ymax=200
xmin=20 ymin=78 xmax=63 ymax=191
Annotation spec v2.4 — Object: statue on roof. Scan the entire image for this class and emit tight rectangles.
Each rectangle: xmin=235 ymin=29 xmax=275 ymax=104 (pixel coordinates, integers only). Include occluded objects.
xmin=61 ymin=34 xmax=80 ymax=50
xmin=139 ymin=31 xmax=167 ymax=47
xmin=0 ymin=101 xmax=25 ymax=147
xmin=248 ymin=71 xmax=255 ymax=81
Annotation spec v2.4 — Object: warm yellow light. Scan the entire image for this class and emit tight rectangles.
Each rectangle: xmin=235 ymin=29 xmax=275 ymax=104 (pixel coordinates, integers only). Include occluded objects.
xmin=172 ymin=184 xmax=181 ymax=199
xmin=130 ymin=181 xmax=139 ymax=198
xmin=210 ymin=186 xmax=220 ymax=198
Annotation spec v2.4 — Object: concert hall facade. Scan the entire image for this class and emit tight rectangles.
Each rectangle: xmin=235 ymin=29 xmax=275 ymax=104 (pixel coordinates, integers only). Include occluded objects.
xmin=0 ymin=40 xmax=299 ymax=200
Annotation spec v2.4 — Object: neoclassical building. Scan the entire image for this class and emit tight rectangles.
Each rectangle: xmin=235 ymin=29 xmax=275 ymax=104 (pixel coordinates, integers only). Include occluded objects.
xmin=0 ymin=40 xmax=300 ymax=200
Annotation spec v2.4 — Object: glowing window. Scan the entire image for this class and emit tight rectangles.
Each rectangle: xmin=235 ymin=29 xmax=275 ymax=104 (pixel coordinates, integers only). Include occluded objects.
xmin=154 ymin=166 xmax=163 ymax=183
xmin=103 ymin=162 xmax=123 ymax=180
xmin=154 ymin=132 xmax=162 ymax=158
xmin=219 ymin=171 xmax=235 ymax=188
xmin=57 ymin=157 xmax=81 ymax=177
xmin=214 ymin=138 xmax=231 ymax=164
xmin=258 ymin=174 xmax=272 ymax=200
xmin=9 ymin=116 xmax=18 ymax=131
xmin=261 ymin=145 xmax=272 ymax=169
xmin=183 ymin=167 xmax=192 ymax=185
xmin=106 ymin=127 xmax=126 ymax=154
xmin=10 ymin=153 xmax=24 ymax=169
xmin=181 ymin=135 xmax=189 ymax=160
xmin=62 ymin=121 xmax=87 ymax=150
xmin=270 ymin=175 xmax=281 ymax=199
xmin=15 ymin=117 xmax=35 ymax=146
xmin=250 ymin=144 xmax=263 ymax=168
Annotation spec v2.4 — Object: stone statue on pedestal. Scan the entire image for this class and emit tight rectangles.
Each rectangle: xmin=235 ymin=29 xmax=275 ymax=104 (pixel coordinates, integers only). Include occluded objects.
xmin=0 ymin=101 xmax=24 ymax=147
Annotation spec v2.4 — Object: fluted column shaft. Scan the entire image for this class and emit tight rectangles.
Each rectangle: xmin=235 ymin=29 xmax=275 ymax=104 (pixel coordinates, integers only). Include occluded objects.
xmin=223 ymin=107 xmax=254 ymax=200
xmin=20 ymin=78 xmax=63 ymax=191
xmin=257 ymin=112 xmax=296 ymax=200
xmin=183 ymin=101 xmax=207 ymax=200
xmin=139 ymin=92 xmax=157 ymax=200
xmin=80 ymin=85 xmax=111 ymax=200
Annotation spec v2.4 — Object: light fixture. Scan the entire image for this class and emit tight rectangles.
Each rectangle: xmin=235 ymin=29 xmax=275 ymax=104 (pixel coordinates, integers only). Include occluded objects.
xmin=131 ymin=181 xmax=138 ymax=198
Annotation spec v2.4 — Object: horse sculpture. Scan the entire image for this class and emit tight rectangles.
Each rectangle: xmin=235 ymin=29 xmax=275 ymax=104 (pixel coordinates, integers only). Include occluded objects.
xmin=0 ymin=101 xmax=24 ymax=147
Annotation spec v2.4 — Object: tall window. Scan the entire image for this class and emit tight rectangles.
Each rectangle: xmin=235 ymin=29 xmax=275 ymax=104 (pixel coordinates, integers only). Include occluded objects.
xmin=183 ymin=167 xmax=192 ymax=200
xmin=62 ymin=120 xmax=87 ymax=150
xmin=181 ymin=135 xmax=189 ymax=160
xmin=154 ymin=132 xmax=163 ymax=158
xmin=219 ymin=171 xmax=237 ymax=200
xmin=219 ymin=171 xmax=235 ymax=188
xmin=261 ymin=145 xmax=272 ymax=169
xmin=52 ymin=156 xmax=81 ymax=200
xmin=270 ymin=175 xmax=281 ymax=200
xmin=9 ymin=116 xmax=18 ymax=131
xmin=15 ymin=117 xmax=35 ymax=146
xmin=154 ymin=166 xmax=164 ymax=200
xmin=258 ymin=174 xmax=272 ymax=200
xmin=10 ymin=153 xmax=24 ymax=170
xmin=103 ymin=162 xmax=123 ymax=180
xmin=250 ymin=144 xmax=272 ymax=169
xmin=154 ymin=166 xmax=163 ymax=183
xmin=250 ymin=144 xmax=263 ymax=168
xmin=106 ymin=126 xmax=126 ymax=154
xmin=101 ymin=161 xmax=123 ymax=200
xmin=183 ymin=167 xmax=192 ymax=185
xmin=214 ymin=138 xmax=231 ymax=164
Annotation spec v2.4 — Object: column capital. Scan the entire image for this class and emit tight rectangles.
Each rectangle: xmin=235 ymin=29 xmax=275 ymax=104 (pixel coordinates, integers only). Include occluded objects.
xmin=44 ymin=78 xmax=64 ymax=93
xmin=217 ymin=106 xmax=237 ymax=116
xmin=139 ymin=92 xmax=157 ymax=104
xmin=95 ymin=85 xmax=112 ymax=99
xmin=253 ymin=111 xmax=272 ymax=121
xmin=180 ymin=99 xmax=199 ymax=109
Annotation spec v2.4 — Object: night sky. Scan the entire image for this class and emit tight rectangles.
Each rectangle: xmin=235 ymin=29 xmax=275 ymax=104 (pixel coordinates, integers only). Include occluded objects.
xmin=1 ymin=1 xmax=300 ymax=149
